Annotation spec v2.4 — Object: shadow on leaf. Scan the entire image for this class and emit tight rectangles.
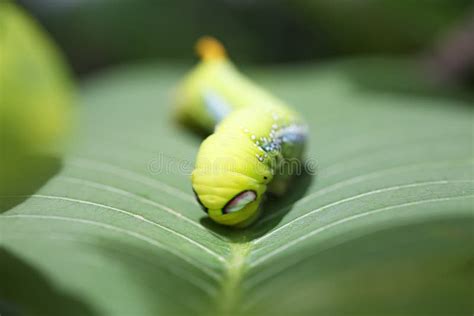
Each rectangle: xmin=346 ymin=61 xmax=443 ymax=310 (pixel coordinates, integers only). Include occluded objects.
xmin=200 ymin=162 xmax=315 ymax=242
xmin=0 ymin=152 xmax=61 ymax=213
xmin=0 ymin=248 xmax=97 ymax=316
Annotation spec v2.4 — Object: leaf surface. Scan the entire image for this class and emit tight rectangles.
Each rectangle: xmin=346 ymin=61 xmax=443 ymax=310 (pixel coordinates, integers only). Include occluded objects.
xmin=1 ymin=60 xmax=473 ymax=316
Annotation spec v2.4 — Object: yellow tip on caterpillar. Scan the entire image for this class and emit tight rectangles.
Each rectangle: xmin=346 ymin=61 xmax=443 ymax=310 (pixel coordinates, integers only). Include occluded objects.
xmin=195 ymin=36 xmax=227 ymax=61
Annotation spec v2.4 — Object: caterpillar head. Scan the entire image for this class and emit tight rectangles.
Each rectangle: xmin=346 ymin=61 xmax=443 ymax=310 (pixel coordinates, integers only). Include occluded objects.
xmin=192 ymin=133 xmax=272 ymax=227
xmin=192 ymin=171 xmax=268 ymax=227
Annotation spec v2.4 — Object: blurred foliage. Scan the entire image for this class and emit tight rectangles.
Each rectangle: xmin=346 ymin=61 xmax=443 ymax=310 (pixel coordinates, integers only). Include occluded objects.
xmin=0 ymin=1 xmax=74 ymax=154
xmin=19 ymin=0 xmax=319 ymax=72
xmin=289 ymin=0 xmax=473 ymax=53
xmin=0 ymin=1 xmax=74 ymax=209
xmin=19 ymin=0 xmax=473 ymax=74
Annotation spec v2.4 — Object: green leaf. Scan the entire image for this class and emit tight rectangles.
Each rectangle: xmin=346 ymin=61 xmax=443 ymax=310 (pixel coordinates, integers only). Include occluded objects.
xmin=1 ymin=60 xmax=473 ymax=316
xmin=0 ymin=2 xmax=74 ymax=153
xmin=0 ymin=2 xmax=75 ymax=212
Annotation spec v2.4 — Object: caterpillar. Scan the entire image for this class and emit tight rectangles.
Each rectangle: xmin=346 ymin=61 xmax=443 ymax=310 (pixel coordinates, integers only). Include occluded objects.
xmin=175 ymin=37 xmax=307 ymax=227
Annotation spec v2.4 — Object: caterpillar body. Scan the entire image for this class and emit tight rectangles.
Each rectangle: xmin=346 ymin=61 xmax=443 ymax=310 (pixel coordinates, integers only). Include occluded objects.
xmin=175 ymin=37 xmax=307 ymax=227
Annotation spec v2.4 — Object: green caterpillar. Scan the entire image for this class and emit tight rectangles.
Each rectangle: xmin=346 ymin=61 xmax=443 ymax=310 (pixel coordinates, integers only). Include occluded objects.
xmin=175 ymin=37 xmax=307 ymax=227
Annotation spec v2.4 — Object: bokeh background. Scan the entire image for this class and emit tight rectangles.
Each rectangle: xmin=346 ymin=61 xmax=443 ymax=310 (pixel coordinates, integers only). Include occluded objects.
xmin=18 ymin=0 xmax=474 ymax=85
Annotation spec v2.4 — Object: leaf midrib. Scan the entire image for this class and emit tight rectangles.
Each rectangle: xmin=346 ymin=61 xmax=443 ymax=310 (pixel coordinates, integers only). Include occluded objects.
xmin=7 ymin=156 xmax=470 ymax=305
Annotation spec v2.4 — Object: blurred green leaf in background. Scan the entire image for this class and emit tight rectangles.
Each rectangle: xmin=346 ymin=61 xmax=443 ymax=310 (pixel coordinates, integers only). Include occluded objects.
xmin=0 ymin=2 xmax=75 ymax=211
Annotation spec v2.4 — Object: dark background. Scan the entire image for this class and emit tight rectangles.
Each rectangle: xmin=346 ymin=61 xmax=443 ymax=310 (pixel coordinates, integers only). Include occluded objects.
xmin=18 ymin=0 xmax=474 ymax=86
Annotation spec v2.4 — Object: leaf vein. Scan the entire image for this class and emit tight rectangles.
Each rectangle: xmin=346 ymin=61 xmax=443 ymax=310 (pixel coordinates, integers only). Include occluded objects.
xmin=67 ymin=157 xmax=196 ymax=204
xmin=1 ymin=214 xmax=220 ymax=279
xmin=9 ymin=194 xmax=226 ymax=263
xmin=250 ymin=194 xmax=474 ymax=270
xmin=57 ymin=176 xmax=225 ymax=241
xmin=259 ymin=159 xmax=474 ymax=225
xmin=254 ymin=179 xmax=474 ymax=244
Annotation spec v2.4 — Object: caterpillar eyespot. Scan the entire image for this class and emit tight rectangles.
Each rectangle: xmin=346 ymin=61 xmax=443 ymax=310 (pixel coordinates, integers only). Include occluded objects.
xmin=175 ymin=36 xmax=307 ymax=227
xmin=223 ymin=190 xmax=257 ymax=214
